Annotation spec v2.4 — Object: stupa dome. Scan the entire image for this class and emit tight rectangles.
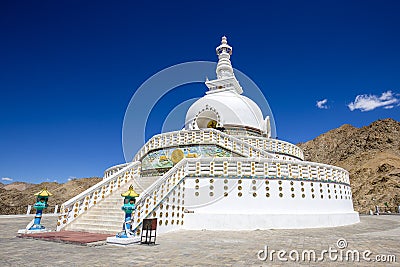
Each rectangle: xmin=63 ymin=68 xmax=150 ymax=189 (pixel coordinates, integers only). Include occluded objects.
xmin=184 ymin=36 xmax=271 ymax=137
xmin=185 ymin=90 xmax=269 ymax=134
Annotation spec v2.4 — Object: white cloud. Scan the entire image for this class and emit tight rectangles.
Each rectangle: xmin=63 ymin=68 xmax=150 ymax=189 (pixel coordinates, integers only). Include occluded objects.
xmin=316 ymin=99 xmax=329 ymax=109
xmin=68 ymin=176 xmax=76 ymax=182
xmin=383 ymin=105 xmax=394 ymax=109
xmin=348 ymin=90 xmax=399 ymax=112
xmin=1 ymin=177 xmax=13 ymax=182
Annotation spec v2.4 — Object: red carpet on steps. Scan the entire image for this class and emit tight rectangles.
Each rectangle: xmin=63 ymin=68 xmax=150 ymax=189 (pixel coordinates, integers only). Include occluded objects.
xmin=18 ymin=231 xmax=113 ymax=245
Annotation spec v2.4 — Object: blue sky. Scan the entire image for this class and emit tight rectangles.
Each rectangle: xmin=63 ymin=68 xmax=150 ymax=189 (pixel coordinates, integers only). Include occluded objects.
xmin=1 ymin=0 xmax=399 ymax=184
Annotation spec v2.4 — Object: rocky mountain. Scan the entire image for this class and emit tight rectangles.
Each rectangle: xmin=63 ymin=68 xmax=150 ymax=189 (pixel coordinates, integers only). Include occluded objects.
xmin=297 ymin=118 xmax=400 ymax=214
xmin=2 ymin=181 xmax=33 ymax=191
xmin=1 ymin=177 xmax=102 ymax=215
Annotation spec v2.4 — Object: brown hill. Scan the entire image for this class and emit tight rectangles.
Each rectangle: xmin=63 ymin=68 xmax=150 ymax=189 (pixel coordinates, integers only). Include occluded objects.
xmin=0 ymin=177 xmax=102 ymax=215
xmin=298 ymin=118 xmax=400 ymax=213
xmin=3 ymin=181 xmax=33 ymax=191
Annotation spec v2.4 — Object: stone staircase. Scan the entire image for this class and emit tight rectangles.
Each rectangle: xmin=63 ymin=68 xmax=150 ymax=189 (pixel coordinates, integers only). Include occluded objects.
xmin=65 ymin=176 xmax=160 ymax=234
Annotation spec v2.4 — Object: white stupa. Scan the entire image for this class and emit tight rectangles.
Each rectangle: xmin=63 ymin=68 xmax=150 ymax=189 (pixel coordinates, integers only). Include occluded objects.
xmin=55 ymin=37 xmax=359 ymax=235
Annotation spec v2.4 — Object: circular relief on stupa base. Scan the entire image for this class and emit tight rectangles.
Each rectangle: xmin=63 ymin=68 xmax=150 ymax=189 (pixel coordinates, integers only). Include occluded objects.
xmin=171 ymin=149 xmax=184 ymax=164
xmin=207 ymin=120 xmax=217 ymax=128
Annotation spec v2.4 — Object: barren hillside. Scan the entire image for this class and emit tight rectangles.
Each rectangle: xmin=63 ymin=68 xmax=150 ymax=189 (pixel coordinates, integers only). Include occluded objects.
xmin=298 ymin=118 xmax=400 ymax=213
xmin=0 ymin=177 xmax=102 ymax=214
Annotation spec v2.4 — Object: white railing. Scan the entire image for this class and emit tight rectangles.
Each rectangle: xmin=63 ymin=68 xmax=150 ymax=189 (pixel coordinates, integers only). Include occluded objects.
xmin=238 ymin=136 xmax=304 ymax=160
xmin=56 ymin=161 xmax=141 ymax=231
xmin=103 ymin=162 xmax=130 ymax=178
xmin=132 ymin=129 xmax=274 ymax=162
xmin=129 ymin=157 xmax=350 ymax=233
xmin=133 ymin=159 xmax=188 ymax=207
xmin=130 ymin=159 xmax=189 ymax=233
xmin=186 ymin=157 xmax=350 ymax=184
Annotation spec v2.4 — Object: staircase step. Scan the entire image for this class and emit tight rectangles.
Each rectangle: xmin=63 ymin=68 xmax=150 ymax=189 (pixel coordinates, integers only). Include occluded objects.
xmin=77 ymin=219 xmax=123 ymax=226
xmin=85 ymin=210 xmax=123 ymax=216
xmin=95 ymin=204 xmax=123 ymax=209
xmin=84 ymin=214 xmax=122 ymax=220
xmin=68 ymin=221 xmax=120 ymax=228
xmin=68 ymin=224 xmax=122 ymax=234
xmin=64 ymin=175 xmax=161 ymax=234
xmin=80 ymin=213 xmax=124 ymax=219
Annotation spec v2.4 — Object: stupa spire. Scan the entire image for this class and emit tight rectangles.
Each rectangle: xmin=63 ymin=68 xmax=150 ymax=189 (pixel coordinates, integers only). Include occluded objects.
xmin=205 ymin=36 xmax=243 ymax=94
xmin=215 ymin=36 xmax=234 ymax=79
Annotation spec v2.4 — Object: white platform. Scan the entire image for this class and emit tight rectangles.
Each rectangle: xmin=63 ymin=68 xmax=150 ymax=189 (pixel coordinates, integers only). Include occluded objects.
xmin=183 ymin=212 xmax=360 ymax=230
xmin=17 ymin=229 xmax=52 ymax=234
xmin=106 ymin=236 xmax=141 ymax=246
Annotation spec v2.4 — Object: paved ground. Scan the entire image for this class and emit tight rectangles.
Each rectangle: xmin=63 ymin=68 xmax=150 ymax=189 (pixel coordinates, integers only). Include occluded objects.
xmin=0 ymin=215 xmax=399 ymax=266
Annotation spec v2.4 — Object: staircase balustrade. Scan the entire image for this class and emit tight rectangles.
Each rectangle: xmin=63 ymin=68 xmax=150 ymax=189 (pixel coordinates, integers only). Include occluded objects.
xmin=56 ymin=161 xmax=141 ymax=231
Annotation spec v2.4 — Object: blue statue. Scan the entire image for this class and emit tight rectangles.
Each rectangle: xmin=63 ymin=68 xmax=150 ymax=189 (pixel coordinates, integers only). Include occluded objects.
xmin=116 ymin=185 xmax=139 ymax=238
xmin=29 ymin=188 xmax=52 ymax=230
